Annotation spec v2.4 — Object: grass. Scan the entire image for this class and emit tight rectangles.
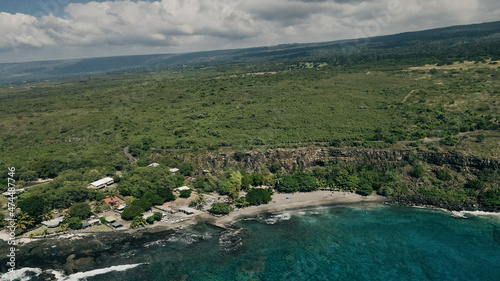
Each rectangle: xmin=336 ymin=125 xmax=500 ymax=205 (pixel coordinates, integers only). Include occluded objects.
xmin=0 ymin=59 xmax=498 ymax=180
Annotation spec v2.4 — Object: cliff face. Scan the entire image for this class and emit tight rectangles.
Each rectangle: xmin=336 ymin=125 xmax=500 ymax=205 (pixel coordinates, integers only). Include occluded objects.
xmin=190 ymin=147 xmax=500 ymax=173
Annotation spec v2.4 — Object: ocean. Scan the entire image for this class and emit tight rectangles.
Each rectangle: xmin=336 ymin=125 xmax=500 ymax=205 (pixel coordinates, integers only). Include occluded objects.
xmin=3 ymin=205 xmax=500 ymax=281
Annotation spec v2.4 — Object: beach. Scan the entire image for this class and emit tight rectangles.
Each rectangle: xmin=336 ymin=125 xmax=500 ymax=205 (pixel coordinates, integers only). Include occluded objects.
xmin=213 ymin=191 xmax=385 ymax=227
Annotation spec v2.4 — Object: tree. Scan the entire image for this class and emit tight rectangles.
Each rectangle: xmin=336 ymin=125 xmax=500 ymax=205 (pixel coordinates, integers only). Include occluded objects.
xmin=209 ymin=203 xmax=233 ymax=215
xmin=69 ymin=202 xmax=92 ymax=219
xmin=235 ymin=197 xmax=250 ymax=208
xmin=179 ymin=189 xmax=192 ymax=198
xmin=157 ymin=187 xmax=176 ymax=202
xmin=153 ymin=212 xmax=163 ymax=221
xmin=195 ymin=193 xmax=206 ymax=205
xmin=294 ymin=172 xmax=318 ymax=192
xmin=246 ymin=188 xmax=272 ymax=205
xmin=18 ymin=196 xmax=50 ymax=219
xmin=179 ymin=162 xmax=195 ymax=176
xmin=356 ymin=182 xmax=374 ymax=196
xmin=269 ymin=163 xmax=281 ymax=174
xmin=64 ymin=217 xmax=82 ymax=230
xmin=276 ymin=175 xmax=299 ymax=193
xmin=131 ymin=198 xmax=152 ymax=211
xmin=130 ymin=216 xmax=147 ymax=228
xmin=121 ymin=205 xmax=145 ymax=220
xmin=16 ymin=212 xmax=35 ymax=232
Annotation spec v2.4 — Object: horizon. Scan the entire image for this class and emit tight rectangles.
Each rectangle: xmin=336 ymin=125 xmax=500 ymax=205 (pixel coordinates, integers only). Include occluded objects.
xmin=0 ymin=19 xmax=497 ymax=65
xmin=1 ymin=0 xmax=499 ymax=64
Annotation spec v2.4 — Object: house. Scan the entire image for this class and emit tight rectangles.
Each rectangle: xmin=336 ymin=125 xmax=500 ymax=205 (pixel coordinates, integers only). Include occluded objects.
xmin=42 ymin=218 xmax=60 ymax=228
xmin=104 ymin=197 xmax=120 ymax=205
xmin=88 ymin=177 xmax=114 ymax=189
xmin=116 ymin=204 xmax=126 ymax=212
xmin=178 ymin=207 xmax=196 ymax=215
xmin=82 ymin=219 xmax=101 ymax=228
xmin=104 ymin=216 xmax=116 ymax=223
xmin=148 ymin=163 xmax=160 ymax=167
xmin=111 ymin=221 xmax=123 ymax=228
xmin=175 ymin=186 xmax=190 ymax=192
xmin=169 ymin=168 xmax=179 ymax=173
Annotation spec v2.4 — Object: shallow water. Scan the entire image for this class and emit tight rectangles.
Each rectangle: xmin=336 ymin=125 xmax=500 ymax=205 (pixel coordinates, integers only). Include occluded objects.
xmin=5 ymin=205 xmax=500 ymax=281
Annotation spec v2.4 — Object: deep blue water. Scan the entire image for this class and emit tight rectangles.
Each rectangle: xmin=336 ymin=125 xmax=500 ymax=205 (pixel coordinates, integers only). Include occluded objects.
xmin=10 ymin=205 xmax=500 ymax=281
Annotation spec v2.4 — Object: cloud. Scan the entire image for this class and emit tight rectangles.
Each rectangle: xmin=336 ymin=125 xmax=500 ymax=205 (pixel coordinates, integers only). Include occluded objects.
xmin=0 ymin=0 xmax=499 ymax=62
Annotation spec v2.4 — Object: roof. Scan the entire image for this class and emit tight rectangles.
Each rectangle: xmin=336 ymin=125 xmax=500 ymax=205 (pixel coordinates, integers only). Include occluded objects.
xmin=143 ymin=213 xmax=155 ymax=219
xmin=88 ymin=219 xmax=100 ymax=225
xmin=89 ymin=177 xmax=114 ymax=187
xmin=81 ymin=222 xmax=91 ymax=228
xmin=111 ymin=221 xmax=123 ymax=228
xmin=176 ymin=186 xmax=190 ymax=191
xmin=179 ymin=207 xmax=196 ymax=214
xmin=42 ymin=219 xmax=60 ymax=228
xmin=104 ymin=197 xmax=120 ymax=204
xmin=169 ymin=168 xmax=179 ymax=173
xmin=148 ymin=163 xmax=160 ymax=167
xmin=104 ymin=216 xmax=116 ymax=223
xmin=116 ymin=205 xmax=126 ymax=210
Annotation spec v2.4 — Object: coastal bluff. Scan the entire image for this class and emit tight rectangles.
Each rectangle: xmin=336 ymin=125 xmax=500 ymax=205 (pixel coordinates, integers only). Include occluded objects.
xmin=189 ymin=147 xmax=500 ymax=173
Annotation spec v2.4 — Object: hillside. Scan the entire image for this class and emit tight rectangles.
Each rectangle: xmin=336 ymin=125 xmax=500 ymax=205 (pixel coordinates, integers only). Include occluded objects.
xmin=0 ymin=21 xmax=499 ymax=84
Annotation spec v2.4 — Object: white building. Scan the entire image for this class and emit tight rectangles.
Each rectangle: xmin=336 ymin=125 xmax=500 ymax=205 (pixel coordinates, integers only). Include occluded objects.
xmin=169 ymin=168 xmax=179 ymax=173
xmin=175 ymin=186 xmax=190 ymax=192
xmin=88 ymin=177 xmax=114 ymax=189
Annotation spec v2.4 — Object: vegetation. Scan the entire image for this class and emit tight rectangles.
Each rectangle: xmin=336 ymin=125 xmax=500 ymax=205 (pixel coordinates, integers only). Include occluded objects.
xmin=1 ymin=22 xmax=499 ymax=225
xmin=245 ymin=188 xmax=272 ymax=205
xmin=69 ymin=202 xmax=92 ymax=220
xmin=179 ymin=189 xmax=192 ymax=198
xmin=121 ymin=205 xmax=145 ymax=221
xmin=209 ymin=203 xmax=233 ymax=215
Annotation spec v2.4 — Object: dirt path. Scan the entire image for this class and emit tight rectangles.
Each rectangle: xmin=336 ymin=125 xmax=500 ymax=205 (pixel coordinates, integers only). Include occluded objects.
xmin=123 ymin=146 xmax=137 ymax=164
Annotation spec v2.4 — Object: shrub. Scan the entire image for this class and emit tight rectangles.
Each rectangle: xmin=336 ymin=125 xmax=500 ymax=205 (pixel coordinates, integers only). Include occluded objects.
xmin=269 ymin=163 xmax=281 ymax=174
xmin=121 ymin=205 xmax=145 ymax=220
xmin=479 ymin=189 xmax=500 ymax=207
xmin=64 ymin=217 xmax=82 ymax=230
xmin=436 ymin=170 xmax=452 ymax=181
xmin=209 ymin=202 xmax=233 ymax=215
xmin=246 ymin=189 xmax=272 ymax=205
xmin=179 ymin=189 xmax=192 ymax=198
xmin=465 ymin=179 xmax=484 ymax=190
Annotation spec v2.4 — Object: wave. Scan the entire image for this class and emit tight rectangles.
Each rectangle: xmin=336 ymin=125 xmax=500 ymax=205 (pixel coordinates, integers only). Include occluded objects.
xmin=0 ymin=263 xmax=145 ymax=281
xmin=0 ymin=267 xmax=42 ymax=281
xmin=263 ymin=213 xmax=291 ymax=225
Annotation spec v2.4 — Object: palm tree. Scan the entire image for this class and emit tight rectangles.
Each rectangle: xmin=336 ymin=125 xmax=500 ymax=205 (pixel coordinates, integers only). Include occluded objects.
xmin=130 ymin=216 xmax=146 ymax=228
xmin=40 ymin=210 xmax=53 ymax=221
xmin=195 ymin=193 xmax=206 ymax=206
xmin=107 ymin=188 xmax=118 ymax=199
xmin=16 ymin=212 xmax=35 ymax=232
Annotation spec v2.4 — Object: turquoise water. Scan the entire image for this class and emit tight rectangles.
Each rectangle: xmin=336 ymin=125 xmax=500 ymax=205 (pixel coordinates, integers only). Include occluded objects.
xmin=16 ymin=205 xmax=500 ymax=281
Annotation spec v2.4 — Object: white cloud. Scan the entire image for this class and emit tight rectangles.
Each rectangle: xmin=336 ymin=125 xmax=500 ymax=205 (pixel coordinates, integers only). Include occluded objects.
xmin=0 ymin=0 xmax=498 ymax=63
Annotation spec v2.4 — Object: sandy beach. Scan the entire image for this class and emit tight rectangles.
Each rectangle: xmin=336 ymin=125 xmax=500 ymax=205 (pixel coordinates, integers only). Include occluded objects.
xmin=213 ymin=190 xmax=386 ymax=228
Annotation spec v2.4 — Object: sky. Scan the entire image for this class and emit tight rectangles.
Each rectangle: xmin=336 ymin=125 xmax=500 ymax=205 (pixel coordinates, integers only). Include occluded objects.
xmin=0 ymin=0 xmax=499 ymax=63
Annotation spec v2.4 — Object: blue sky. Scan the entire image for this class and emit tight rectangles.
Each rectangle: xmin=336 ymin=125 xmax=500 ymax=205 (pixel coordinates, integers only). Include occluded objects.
xmin=0 ymin=0 xmax=499 ymax=63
